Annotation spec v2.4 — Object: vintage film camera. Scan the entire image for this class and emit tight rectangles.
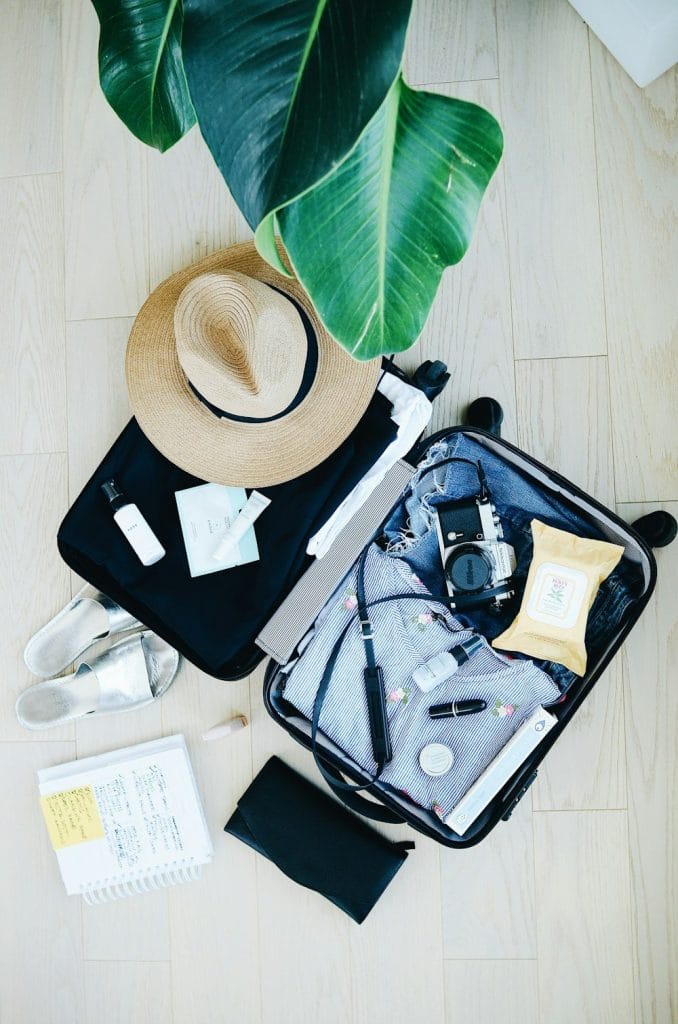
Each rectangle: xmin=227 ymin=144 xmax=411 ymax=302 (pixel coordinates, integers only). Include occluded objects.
xmin=433 ymin=487 xmax=516 ymax=610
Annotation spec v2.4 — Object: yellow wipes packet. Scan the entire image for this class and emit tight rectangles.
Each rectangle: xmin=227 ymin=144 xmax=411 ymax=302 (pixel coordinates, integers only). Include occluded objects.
xmin=40 ymin=785 xmax=104 ymax=850
xmin=492 ymin=520 xmax=624 ymax=675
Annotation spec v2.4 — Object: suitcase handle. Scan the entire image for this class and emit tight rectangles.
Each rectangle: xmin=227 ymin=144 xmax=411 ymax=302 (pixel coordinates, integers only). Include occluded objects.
xmin=320 ymin=761 xmax=407 ymax=825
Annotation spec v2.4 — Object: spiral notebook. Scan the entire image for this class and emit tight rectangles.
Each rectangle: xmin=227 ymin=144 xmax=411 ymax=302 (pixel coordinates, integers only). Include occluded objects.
xmin=38 ymin=735 xmax=212 ymax=904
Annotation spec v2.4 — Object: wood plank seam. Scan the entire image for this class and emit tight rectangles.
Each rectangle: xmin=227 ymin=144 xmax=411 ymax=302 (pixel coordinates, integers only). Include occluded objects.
xmin=586 ymin=29 xmax=623 ymax=519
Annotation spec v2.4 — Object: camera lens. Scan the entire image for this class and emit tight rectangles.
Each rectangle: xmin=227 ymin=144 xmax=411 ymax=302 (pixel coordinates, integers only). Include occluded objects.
xmin=445 ymin=545 xmax=493 ymax=593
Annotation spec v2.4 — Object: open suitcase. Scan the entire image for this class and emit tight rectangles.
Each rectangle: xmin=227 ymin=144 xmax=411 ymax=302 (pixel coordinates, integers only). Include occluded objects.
xmin=57 ymin=370 xmax=669 ymax=850
xmin=261 ymin=420 xmax=661 ymax=846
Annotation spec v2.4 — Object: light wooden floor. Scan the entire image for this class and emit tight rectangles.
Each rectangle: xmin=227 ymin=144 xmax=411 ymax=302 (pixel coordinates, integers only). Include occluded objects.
xmin=1 ymin=1 xmax=676 ymax=1022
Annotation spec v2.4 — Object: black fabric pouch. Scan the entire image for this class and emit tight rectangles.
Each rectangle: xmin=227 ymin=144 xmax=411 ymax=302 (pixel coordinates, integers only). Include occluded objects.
xmin=224 ymin=757 xmax=413 ymax=923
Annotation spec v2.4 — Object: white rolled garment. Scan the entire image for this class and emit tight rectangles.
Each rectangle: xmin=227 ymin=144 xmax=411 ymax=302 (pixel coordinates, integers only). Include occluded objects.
xmin=306 ymin=372 xmax=432 ymax=558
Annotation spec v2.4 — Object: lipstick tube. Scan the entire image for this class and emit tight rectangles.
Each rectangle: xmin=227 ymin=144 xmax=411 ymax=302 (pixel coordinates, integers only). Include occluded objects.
xmin=428 ymin=699 xmax=487 ymax=719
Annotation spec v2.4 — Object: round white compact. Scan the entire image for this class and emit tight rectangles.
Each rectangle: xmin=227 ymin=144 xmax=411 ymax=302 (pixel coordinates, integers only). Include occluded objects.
xmin=419 ymin=743 xmax=454 ymax=777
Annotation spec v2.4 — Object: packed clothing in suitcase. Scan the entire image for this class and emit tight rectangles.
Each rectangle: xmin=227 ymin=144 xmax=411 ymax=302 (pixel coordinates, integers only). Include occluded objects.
xmin=262 ymin=418 xmax=661 ymax=846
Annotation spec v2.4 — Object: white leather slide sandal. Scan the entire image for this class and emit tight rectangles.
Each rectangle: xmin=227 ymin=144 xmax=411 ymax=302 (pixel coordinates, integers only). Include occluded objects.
xmin=24 ymin=586 xmax=141 ymax=678
xmin=16 ymin=631 xmax=179 ymax=730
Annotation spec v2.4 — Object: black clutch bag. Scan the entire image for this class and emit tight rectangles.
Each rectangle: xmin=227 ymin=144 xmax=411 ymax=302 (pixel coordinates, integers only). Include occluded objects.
xmin=224 ymin=757 xmax=414 ymax=923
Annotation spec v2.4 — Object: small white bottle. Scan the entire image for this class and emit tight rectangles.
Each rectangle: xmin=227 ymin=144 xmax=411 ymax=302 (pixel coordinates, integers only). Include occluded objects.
xmin=101 ymin=478 xmax=166 ymax=566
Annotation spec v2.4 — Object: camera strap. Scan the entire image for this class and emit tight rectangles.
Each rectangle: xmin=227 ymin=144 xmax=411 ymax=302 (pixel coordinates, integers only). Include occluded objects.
xmin=356 ymin=547 xmax=392 ymax=767
xmin=451 ymin=582 xmax=515 ymax=611
xmin=309 ymin=455 xmax=497 ymax=796
xmin=414 ymin=455 xmax=489 ymax=499
xmin=310 ymin=583 xmax=458 ymax=795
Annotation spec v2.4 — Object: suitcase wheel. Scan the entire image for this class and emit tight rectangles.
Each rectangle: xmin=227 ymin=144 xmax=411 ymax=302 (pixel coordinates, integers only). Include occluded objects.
xmin=464 ymin=397 xmax=504 ymax=438
xmin=631 ymin=510 xmax=677 ymax=549
xmin=411 ymin=359 xmax=451 ymax=401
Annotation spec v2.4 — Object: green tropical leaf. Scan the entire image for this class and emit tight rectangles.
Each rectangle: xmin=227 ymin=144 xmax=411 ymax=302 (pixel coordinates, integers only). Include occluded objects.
xmin=181 ymin=0 xmax=412 ymax=269
xmin=92 ymin=0 xmax=196 ymax=151
xmin=277 ymin=77 xmax=503 ymax=359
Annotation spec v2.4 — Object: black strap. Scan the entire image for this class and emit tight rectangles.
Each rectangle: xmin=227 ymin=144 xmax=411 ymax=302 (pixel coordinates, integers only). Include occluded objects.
xmin=356 ymin=547 xmax=376 ymax=674
xmin=414 ymin=456 xmax=489 ymax=501
xmin=452 ymin=582 xmax=514 ymax=610
xmin=311 ymin=617 xmax=364 ymax=791
xmin=310 ymin=455 xmax=491 ymax=815
xmin=377 ymin=354 xmax=397 ymax=388
xmin=319 ymin=761 xmax=407 ymax=824
xmin=356 ymin=548 xmax=393 ymax=768
xmin=310 ymin=588 xmax=459 ymax=799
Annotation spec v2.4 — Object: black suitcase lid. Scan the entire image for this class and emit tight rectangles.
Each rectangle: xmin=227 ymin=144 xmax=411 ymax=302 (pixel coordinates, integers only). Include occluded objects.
xmin=56 ymin=383 xmax=404 ymax=680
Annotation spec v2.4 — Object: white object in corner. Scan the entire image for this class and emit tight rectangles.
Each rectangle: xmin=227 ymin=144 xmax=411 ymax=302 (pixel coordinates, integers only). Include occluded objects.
xmin=568 ymin=0 xmax=678 ymax=87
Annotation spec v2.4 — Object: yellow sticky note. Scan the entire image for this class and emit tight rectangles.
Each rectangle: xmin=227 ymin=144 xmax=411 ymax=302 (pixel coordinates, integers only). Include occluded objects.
xmin=40 ymin=786 xmax=104 ymax=850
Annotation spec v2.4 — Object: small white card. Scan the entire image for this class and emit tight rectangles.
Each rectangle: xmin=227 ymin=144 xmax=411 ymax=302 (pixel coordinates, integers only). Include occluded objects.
xmin=175 ymin=483 xmax=260 ymax=577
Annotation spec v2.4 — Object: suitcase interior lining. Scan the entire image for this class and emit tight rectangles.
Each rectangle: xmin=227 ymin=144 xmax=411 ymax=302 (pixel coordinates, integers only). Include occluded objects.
xmin=265 ymin=428 xmax=655 ymax=846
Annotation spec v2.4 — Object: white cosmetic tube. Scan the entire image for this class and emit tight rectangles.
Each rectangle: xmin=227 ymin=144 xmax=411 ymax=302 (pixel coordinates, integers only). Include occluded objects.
xmin=213 ymin=490 xmax=270 ymax=562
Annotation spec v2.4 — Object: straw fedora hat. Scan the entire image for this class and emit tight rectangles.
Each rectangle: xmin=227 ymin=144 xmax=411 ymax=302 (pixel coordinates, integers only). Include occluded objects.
xmin=126 ymin=241 xmax=381 ymax=487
